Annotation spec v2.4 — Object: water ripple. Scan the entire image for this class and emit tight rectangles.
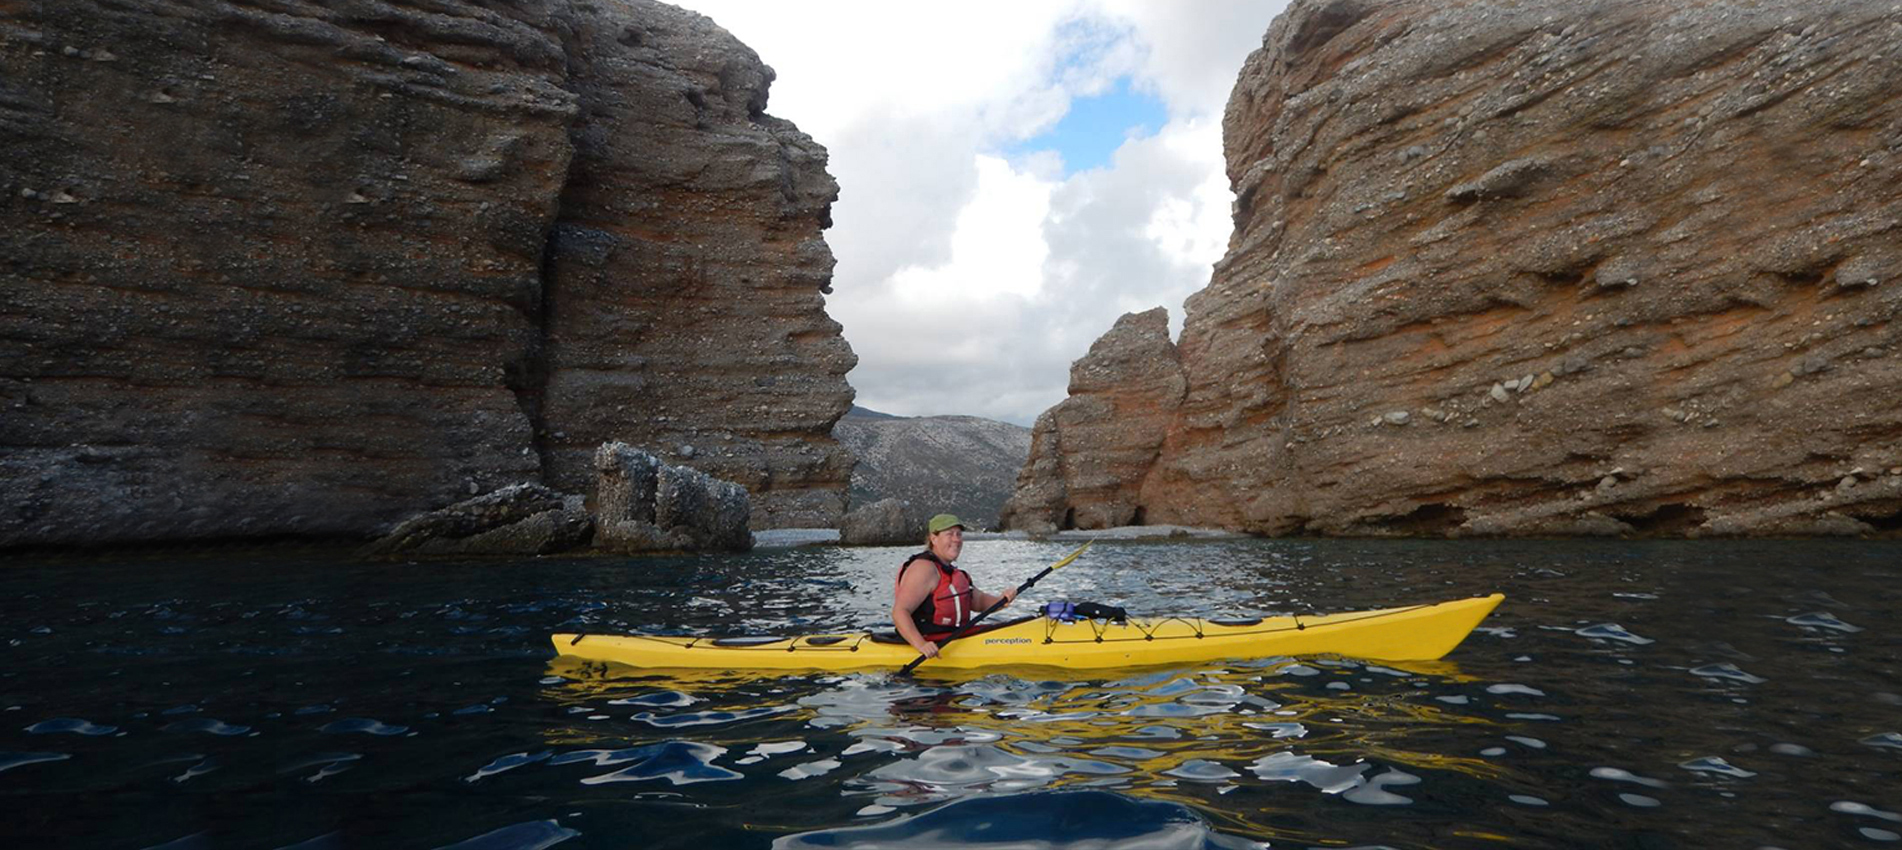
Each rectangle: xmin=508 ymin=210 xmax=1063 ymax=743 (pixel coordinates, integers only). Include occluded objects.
xmin=320 ymin=718 xmax=410 ymax=736
xmin=1786 ymin=612 xmax=1862 ymax=632
xmin=629 ymin=704 xmax=794 ymax=728
xmin=574 ymin=741 xmax=740 ymax=786
xmin=0 ymin=751 xmax=70 ymax=773
xmin=1590 ymin=766 xmax=1668 ymax=788
xmin=163 ymin=718 xmax=252 ymax=736
xmin=840 ymin=739 xmax=903 ymax=757
xmin=1689 ymin=664 xmax=1767 ymax=684
xmin=172 ymin=757 xmax=218 ymax=783
xmin=745 ymin=741 xmax=808 ymax=760
xmin=465 ymin=751 xmax=552 ymax=782
xmin=273 ymin=831 xmax=343 ymax=850
xmin=431 ymin=819 xmax=578 ymax=850
xmin=864 ymin=743 xmax=1123 ymax=795
xmin=1247 ymin=750 xmax=1369 ymax=794
xmin=1832 ymin=801 xmax=1902 ymax=823
xmin=1164 ymin=759 xmax=1237 ymax=782
xmin=1575 ymin=623 xmax=1654 ymax=644
xmin=608 ymin=691 xmax=701 ymax=708
xmin=1679 ymin=757 xmax=1755 ymax=778
xmin=778 ymin=758 xmax=841 ymax=780
xmin=1486 ymin=684 xmax=1546 ymax=697
xmin=1342 ymin=769 xmax=1421 ymax=806
xmin=25 ymin=718 xmax=118 ymax=736
xmin=774 ymin=790 xmax=1251 ymax=849
xmin=1240 ymin=721 xmax=1306 ymax=738
xmin=282 ymin=753 xmax=360 ymax=783
xmin=1861 ymin=732 xmax=1902 ymax=750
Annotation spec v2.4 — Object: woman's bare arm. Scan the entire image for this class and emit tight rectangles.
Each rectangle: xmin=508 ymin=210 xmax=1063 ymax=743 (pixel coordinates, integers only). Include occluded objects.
xmin=891 ymin=560 xmax=941 ymax=657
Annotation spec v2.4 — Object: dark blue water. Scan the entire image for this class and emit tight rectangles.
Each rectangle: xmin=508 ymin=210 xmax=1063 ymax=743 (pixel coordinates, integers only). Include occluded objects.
xmin=2 ymin=538 xmax=1899 ymax=849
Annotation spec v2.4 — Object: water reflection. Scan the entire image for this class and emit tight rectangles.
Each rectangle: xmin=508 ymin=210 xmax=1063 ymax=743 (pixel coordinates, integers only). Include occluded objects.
xmin=773 ymin=789 xmax=1259 ymax=850
xmin=538 ymin=654 xmax=1518 ymax=842
xmin=3 ymin=537 xmax=1898 ymax=849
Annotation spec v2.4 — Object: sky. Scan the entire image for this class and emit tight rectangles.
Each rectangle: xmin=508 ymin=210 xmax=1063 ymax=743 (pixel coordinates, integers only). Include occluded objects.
xmin=669 ymin=1 xmax=1290 ymax=426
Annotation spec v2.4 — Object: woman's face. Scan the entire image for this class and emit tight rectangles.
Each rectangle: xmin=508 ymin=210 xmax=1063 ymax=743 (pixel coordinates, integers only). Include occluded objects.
xmin=929 ymin=527 xmax=963 ymax=562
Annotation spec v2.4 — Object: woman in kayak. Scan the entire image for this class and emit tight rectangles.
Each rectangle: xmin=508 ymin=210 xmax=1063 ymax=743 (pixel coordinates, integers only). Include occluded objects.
xmin=892 ymin=513 xmax=1017 ymax=659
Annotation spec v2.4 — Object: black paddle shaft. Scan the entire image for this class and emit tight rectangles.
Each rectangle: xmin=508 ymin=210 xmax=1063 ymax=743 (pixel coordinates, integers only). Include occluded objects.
xmin=896 ymin=565 xmax=1054 ymax=675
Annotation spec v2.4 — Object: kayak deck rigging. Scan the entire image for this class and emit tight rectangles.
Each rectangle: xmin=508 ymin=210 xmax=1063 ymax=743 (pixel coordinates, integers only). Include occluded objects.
xmin=552 ymin=594 xmax=1502 ymax=673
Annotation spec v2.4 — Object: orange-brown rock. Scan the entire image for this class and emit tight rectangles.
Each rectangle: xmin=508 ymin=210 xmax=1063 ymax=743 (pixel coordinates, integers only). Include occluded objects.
xmin=1008 ymin=0 xmax=1902 ymax=537
xmin=0 ymin=0 xmax=853 ymax=548
xmin=1001 ymin=308 xmax=1184 ymax=532
xmin=535 ymin=1 xmax=855 ymax=529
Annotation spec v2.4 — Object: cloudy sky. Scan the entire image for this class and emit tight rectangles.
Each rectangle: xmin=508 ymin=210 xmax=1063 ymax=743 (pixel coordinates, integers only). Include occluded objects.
xmin=671 ymin=1 xmax=1290 ymax=425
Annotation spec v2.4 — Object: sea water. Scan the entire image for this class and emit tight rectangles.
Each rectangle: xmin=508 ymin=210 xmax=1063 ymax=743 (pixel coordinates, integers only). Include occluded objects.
xmin=1 ymin=538 xmax=1898 ymax=848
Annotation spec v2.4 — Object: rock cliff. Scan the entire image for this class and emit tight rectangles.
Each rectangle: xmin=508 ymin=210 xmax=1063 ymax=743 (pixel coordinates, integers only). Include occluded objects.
xmin=1001 ymin=308 xmax=1183 ymax=533
xmin=1006 ymin=0 xmax=1902 ymax=537
xmin=0 ymin=0 xmax=854 ymax=548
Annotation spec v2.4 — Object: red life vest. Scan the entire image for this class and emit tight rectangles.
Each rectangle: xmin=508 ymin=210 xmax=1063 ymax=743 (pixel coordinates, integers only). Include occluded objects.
xmin=896 ymin=550 xmax=974 ymax=634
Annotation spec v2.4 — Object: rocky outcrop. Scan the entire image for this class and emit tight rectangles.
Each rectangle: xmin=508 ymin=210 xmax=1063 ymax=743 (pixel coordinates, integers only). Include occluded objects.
xmin=1008 ymin=0 xmax=1902 ymax=537
xmin=536 ymin=2 xmax=856 ymax=529
xmin=1001 ymin=308 xmax=1185 ymax=532
xmin=0 ymin=0 xmax=853 ymax=549
xmin=593 ymin=443 xmax=750 ymax=553
xmin=363 ymin=445 xmax=749 ymax=556
xmin=839 ymin=497 xmax=926 ymax=546
xmin=834 ymin=408 xmax=1031 ymax=530
xmin=362 ymin=484 xmax=593 ymax=558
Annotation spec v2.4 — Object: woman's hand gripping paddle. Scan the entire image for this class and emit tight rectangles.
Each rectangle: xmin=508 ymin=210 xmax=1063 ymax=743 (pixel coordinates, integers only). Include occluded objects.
xmin=899 ymin=539 xmax=1094 ymax=675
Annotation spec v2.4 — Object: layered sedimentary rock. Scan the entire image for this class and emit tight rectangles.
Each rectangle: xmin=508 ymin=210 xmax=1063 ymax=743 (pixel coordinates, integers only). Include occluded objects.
xmin=538 ymin=3 xmax=855 ymax=528
xmin=1001 ymin=308 xmax=1184 ymax=532
xmin=0 ymin=0 xmax=853 ymax=548
xmin=1008 ymin=0 xmax=1902 ymax=537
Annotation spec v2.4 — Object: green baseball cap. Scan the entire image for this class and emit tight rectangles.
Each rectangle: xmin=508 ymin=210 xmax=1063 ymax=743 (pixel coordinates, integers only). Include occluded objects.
xmin=927 ymin=513 xmax=965 ymax=534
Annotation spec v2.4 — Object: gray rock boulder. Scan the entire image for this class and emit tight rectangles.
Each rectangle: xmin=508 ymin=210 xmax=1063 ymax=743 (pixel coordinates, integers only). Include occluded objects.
xmin=362 ymin=483 xmax=592 ymax=558
xmin=840 ymin=498 xmax=928 ymax=546
xmin=594 ymin=442 xmax=751 ymax=553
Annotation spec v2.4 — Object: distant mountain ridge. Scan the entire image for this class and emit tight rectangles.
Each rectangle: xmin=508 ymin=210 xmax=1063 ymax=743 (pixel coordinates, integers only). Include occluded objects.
xmin=832 ymin=407 xmax=1032 ymax=530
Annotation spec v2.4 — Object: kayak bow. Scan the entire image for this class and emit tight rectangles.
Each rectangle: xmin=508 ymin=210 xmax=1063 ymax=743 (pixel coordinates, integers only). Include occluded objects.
xmin=551 ymin=593 xmax=1504 ymax=673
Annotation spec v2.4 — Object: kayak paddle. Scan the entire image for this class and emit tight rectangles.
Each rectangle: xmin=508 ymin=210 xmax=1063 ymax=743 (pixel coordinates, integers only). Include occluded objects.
xmin=899 ymin=539 xmax=1094 ymax=675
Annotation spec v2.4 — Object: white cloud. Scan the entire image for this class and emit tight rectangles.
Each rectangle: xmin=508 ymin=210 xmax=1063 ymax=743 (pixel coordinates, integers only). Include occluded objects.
xmin=666 ymin=1 xmax=1291 ymax=424
xmin=891 ymin=155 xmax=1051 ymax=303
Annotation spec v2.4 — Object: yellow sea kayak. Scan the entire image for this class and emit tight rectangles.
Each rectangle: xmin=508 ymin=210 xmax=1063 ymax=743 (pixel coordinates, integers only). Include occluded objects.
xmin=550 ymin=593 xmax=1504 ymax=672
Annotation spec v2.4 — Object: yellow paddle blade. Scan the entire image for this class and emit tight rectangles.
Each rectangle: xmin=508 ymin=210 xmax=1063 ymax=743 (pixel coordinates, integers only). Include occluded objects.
xmin=1048 ymin=539 xmax=1093 ymax=571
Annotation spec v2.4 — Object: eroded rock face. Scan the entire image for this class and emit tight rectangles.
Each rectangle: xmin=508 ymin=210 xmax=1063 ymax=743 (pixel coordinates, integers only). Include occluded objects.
xmin=362 ymin=484 xmax=593 ymax=558
xmin=1000 ymin=308 xmax=1184 ymax=533
xmin=537 ymin=2 xmax=856 ymax=529
xmin=594 ymin=442 xmax=750 ymax=553
xmin=1010 ymin=0 xmax=1902 ymax=537
xmin=0 ymin=0 xmax=853 ymax=548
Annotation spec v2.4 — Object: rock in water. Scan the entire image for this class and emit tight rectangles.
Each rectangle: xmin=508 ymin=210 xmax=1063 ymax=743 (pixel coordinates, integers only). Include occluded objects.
xmin=0 ymin=0 xmax=854 ymax=549
xmin=594 ymin=443 xmax=751 ymax=553
xmin=363 ymin=484 xmax=593 ymax=557
xmin=839 ymin=498 xmax=926 ymax=546
xmin=1006 ymin=0 xmax=1902 ymax=537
